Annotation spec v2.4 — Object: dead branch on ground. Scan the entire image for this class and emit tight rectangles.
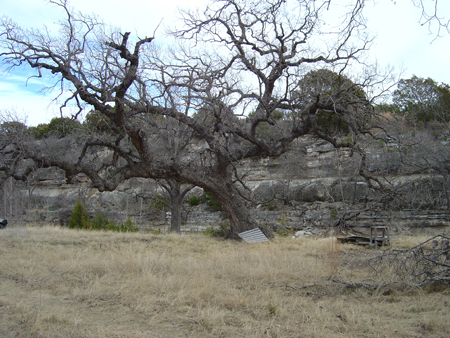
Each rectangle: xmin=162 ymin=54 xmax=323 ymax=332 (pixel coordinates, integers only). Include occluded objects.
xmin=369 ymin=234 xmax=450 ymax=288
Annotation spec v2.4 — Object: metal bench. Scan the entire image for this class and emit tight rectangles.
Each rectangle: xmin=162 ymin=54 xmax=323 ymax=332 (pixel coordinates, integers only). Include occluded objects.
xmin=238 ymin=228 xmax=269 ymax=243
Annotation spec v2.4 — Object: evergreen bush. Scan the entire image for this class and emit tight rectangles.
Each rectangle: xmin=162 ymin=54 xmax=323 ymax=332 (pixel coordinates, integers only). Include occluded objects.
xmin=68 ymin=200 xmax=90 ymax=229
xmin=188 ymin=195 xmax=200 ymax=206
xmin=119 ymin=217 xmax=139 ymax=232
xmin=68 ymin=205 xmax=139 ymax=233
xmin=202 ymin=192 xmax=223 ymax=211
xmin=203 ymin=222 xmax=230 ymax=237
xmin=150 ymin=194 xmax=169 ymax=211
xmin=91 ymin=212 xmax=111 ymax=230
xmin=90 ymin=213 xmax=139 ymax=232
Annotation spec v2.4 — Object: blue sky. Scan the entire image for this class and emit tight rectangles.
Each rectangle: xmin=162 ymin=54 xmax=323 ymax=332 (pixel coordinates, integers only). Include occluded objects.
xmin=1 ymin=0 xmax=449 ymax=126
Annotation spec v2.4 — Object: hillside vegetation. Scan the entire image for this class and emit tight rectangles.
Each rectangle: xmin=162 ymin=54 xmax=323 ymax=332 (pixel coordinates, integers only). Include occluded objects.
xmin=1 ymin=226 xmax=449 ymax=338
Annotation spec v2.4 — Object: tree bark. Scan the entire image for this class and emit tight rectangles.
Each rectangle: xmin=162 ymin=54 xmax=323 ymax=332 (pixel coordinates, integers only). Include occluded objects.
xmin=219 ymin=192 xmax=273 ymax=239
xmin=170 ymin=193 xmax=183 ymax=233
xmin=442 ymin=172 xmax=450 ymax=211
xmin=159 ymin=179 xmax=193 ymax=233
xmin=204 ymin=173 xmax=273 ymax=238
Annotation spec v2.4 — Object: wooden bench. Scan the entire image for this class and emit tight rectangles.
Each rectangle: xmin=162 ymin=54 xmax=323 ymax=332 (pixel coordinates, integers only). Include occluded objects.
xmin=369 ymin=226 xmax=390 ymax=248
xmin=338 ymin=226 xmax=390 ymax=248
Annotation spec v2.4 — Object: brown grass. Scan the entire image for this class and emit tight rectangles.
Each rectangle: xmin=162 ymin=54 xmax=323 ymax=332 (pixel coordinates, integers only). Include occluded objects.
xmin=0 ymin=226 xmax=449 ymax=338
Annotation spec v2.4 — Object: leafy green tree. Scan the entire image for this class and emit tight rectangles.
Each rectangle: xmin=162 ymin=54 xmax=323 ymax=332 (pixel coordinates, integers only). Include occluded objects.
xmin=248 ymin=110 xmax=285 ymax=120
xmin=392 ymin=76 xmax=450 ymax=124
xmin=68 ymin=200 xmax=90 ymax=229
xmin=28 ymin=124 xmax=48 ymax=139
xmin=374 ymin=103 xmax=395 ymax=113
xmin=30 ymin=117 xmax=82 ymax=139
xmin=292 ymin=69 xmax=371 ymax=136
xmin=247 ymin=110 xmax=286 ymax=140
xmin=203 ymin=191 xmax=223 ymax=211
xmin=83 ymin=110 xmax=120 ymax=134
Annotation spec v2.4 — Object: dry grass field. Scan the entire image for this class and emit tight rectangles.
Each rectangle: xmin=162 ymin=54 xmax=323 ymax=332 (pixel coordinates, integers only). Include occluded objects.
xmin=0 ymin=226 xmax=449 ymax=338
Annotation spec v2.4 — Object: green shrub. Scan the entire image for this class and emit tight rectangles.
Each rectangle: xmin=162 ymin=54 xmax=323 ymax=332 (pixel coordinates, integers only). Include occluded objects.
xmin=91 ymin=212 xmax=111 ymax=230
xmin=48 ymin=205 xmax=59 ymax=211
xmin=330 ymin=208 xmax=338 ymax=220
xmin=30 ymin=117 xmax=82 ymax=139
xmin=68 ymin=207 xmax=139 ymax=233
xmin=261 ymin=201 xmax=277 ymax=211
xmin=119 ymin=217 xmax=139 ymax=232
xmin=90 ymin=213 xmax=139 ymax=232
xmin=275 ymin=228 xmax=290 ymax=237
xmin=152 ymin=227 xmax=163 ymax=235
xmin=203 ymin=222 xmax=230 ymax=237
xmin=340 ymin=135 xmax=354 ymax=144
xmin=188 ymin=195 xmax=200 ymax=206
xmin=68 ymin=200 xmax=90 ymax=229
xmin=83 ymin=110 xmax=119 ymax=134
xmin=203 ymin=192 xmax=223 ymax=211
xmin=150 ymin=194 xmax=169 ymax=211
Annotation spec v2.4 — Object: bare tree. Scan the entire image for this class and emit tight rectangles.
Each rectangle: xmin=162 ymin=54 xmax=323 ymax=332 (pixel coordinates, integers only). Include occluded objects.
xmin=369 ymin=234 xmax=450 ymax=288
xmin=0 ymin=0 xmax=385 ymax=236
xmin=409 ymin=0 xmax=450 ymax=36
xmin=154 ymin=179 xmax=194 ymax=233
xmin=0 ymin=112 xmax=31 ymax=221
xmin=398 ymin=129 xmax=450 ymax=210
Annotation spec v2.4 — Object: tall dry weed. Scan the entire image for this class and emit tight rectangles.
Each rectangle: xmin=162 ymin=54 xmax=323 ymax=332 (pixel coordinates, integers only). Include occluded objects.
xmin=326 ymin=236 xmax=341 ymax=277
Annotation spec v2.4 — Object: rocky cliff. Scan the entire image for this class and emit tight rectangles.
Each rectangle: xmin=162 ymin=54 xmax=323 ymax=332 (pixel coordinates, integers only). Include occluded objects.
xmin=5 ymin=135 xmax=449 ymax=235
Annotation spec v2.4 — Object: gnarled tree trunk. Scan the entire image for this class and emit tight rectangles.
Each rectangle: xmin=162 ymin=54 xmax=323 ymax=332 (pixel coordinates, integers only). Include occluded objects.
xmin=202 ymin=170 xmax=273 ymax=238
xmin=159 ymin=179 xmax=193 ymax=233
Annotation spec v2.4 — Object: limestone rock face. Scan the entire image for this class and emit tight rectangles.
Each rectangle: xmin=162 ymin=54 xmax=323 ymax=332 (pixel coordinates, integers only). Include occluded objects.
xmin=10 ymin=135 xmax=450 ymax=234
